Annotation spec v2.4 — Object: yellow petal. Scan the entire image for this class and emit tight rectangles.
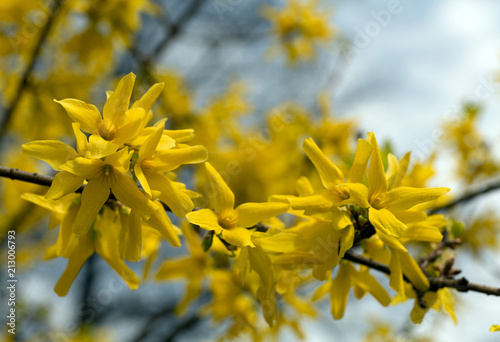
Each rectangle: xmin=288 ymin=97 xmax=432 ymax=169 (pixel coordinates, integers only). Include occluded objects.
xmin=235 ymin=202 xmax=289 ymax=227
xmin=385 ymin=153 xmax=399 ymax=189
xmin=103 ymin=73 xmax=136 ymax=125
xmin=138 ymin=119 xmax=165 ymax=161
xmin=386 ymin=187 xmax=450 ymax=211
xmin=145 ymin=203 xmax=181 ymax=247
xmin=392 ymin=152 xmax=411 ymax=189
xmin=72 ymin=122 xmax=88 ymax=156
xmin=388 ymin=249 xmax=405 ymax=295
xmin=339 ymin=225 xmax=354 ymax=257
xmin=288 ymin=194 xmax=334 ymax=212
xmin=221 ymin=227 xmax=255 ymax=248
xmin=44 ymin=245 xmax=57 ymax=260
xmin=111 ymin=172 xmax=158 ymax=220
xmin=346 ymin=138 xmax=372 ymax=183
xmin=272 ymin=251 xmax=317 ymax=267
xmin=377 ymin=230 xmax=407 ymax=251
xmin=99 ymin=254 xmax=140 ymax=290
xmin=399 ymin=250 xmax=429 ymax=292
xmin=124 ymin=211 xmax=142 ymax=262
xmin=134 ymin=165 xmax=152 ymax=198
xmin=105 ymin=148 xmax=131 ymax=174
xmin=22 ymin=140 xmax=78 ymax=170
xmin=205 ymin=162 xmax=235 ymax=215
xmin=391 ymin=210 xmax=427 ymax=224
xmin=332 ymin=207 xmax=353 ymax=231
xmin=248 ymin=246 xmax=277 ymax=326
xmin=345 ymin=183 xmax=370 ymax=208
xmin=164 ymin=129 xmax=195 ymax=142
xmin=490 ymin=325 xmax=500 ymax=332
xmin=186 ymin=209 xmax=223 ymax=234
xmin=54 ymin=99 xmax=101 ymax=134
xmin=88 ymin=134 xmax=120 ymax=159
xmin=312 ymin=281 xmax=331 ymax=301
xmin=21 ymin=192 xmax=66 ymax=214
xmin=183 ymin=222 xmax=204 ymax=255
xmin=146 ymin=172 xmax=194 ymax=217
xmin=156 ymin=257 xmax=199 ymax=280
xmin=302 ymin=137 xmax=344 ymax=189
xmin=330 ymin=263 xmax=352 ymax=319
xmin=400 ymin=224 xmax=443 ymax=243
xmin=54 ymin=248 xmax=94 ymax=296
xmin=57 ymin=204 xmax=80 ymax=257
xmin=438 ymin=288 xmax=457 ymax=324
xmin=369 ymin=208 xmax=407 ymax=237
xmin=296 ymin=176 xmax=314 ymax=195
xmin=132 ymin=82 xmax=165 ymax=113
xmin=112 ymin=108 xmax=146 ymax=145
xmin=59 ymin=157 xmax=103 ymax=179
xmin=157 ymin=134 xmax=177 ymax=151
xmin=152 ymin=145 xmax=208 ymax=171
xmin=367 ymin=132 xmax=388 ymax=196
xmin=410 ymin=291 xmax=437 ymax=324
xmin=72 ymin=176 xmax=110 ymax=235
xmin=354 ymin=270 xmax=391 ymax=306
xmin=46 ymin=171 xmax=83 ymax=200
xmin=175 ymin=278 xmax=203 ymax=315
xmin=238 ymin=246 xmax=250 ymax=285
xmin=253 ymin=232 xmax=307 ymax=253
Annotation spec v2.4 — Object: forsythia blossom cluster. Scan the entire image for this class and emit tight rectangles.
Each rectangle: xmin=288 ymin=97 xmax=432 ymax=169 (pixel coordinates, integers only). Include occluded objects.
xmin=262 ymin=0 xmax=335 ymax=63
xmin=21 ymin=73 xmax=459 ymax=337
xmin=22 ymin=73 xmax=208 ymax=295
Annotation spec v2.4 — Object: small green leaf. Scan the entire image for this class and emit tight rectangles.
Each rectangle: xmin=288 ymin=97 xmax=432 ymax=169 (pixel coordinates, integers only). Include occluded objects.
xmin=202 ymin=231 xmax=214 ymax=252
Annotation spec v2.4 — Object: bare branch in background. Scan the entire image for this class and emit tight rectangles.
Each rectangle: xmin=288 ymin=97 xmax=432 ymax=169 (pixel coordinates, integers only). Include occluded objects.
xmin=0 ymin=0 xmax=63 ymax=142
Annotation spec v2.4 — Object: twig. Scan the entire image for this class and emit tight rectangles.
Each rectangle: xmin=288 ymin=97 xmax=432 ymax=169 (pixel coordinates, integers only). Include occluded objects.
xmin=429 ymin=180 xmax=500 ymax=214
xmin=0 ymin=166 xmax=55 ymax=187
xmin=418 ymin=230 xmax=461 ymax=270
xmin=164 ymin=314 xmax=202 ymax=342
xmin=343 ymin=251 xmax=391 ymax=276
xmin=343 ymin=250 xmax=500 ymax=296
xmin=79 ymin=254 xmax=96 ymax=325
xmin=131 ymin=0 xmax=206 ymax=66
xmin=0 ymin=0 xmax=62 ymax=141
xmin=131 ymin=305 xmax=175 ymax=342
xmin=0 ymin=166 xmax=173 ymax=210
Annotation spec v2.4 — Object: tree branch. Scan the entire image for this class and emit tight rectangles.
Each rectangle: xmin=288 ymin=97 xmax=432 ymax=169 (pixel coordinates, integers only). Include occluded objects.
xmin=0 ymin=0 xmax=62 ymax=141
xmin=429 ymin=179 xmax=500 ymax=214
xmin=0 ymin=166 xmax=56 ymax=187
xmin=343 ymin=250 xmax=500 ymax=296
xmin=131 ymin=0 xmax=206 ymax=66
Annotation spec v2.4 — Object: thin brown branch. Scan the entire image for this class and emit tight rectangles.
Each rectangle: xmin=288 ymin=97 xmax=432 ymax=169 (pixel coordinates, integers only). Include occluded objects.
xmin=0 ymin=166 xmax=176 ymax=210
xmin=0 ymin=0 xmax=62 ymax=141
xmin=429 ymin=179 xmax=500 ymax=214
xmin=418 ymin=230 xmax=461 ymax=270
xmin=131 ymin=0 xmax=206 ymax=66
xmin=344 ymin=250 xmax=500 ymax=297
xmin=343 ymin=251 xmax=391 ymax=276
xmin=0 ymin=166 xmax=56 ymax=187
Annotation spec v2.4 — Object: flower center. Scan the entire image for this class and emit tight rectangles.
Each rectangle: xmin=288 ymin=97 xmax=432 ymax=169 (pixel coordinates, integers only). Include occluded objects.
xmin=98 ymin=119 xmax=117 ymax=141
xmin=219 ymin=211 xmax=238 ymax=229
xmin=103 ymin=164 xmax=113 ymax=177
